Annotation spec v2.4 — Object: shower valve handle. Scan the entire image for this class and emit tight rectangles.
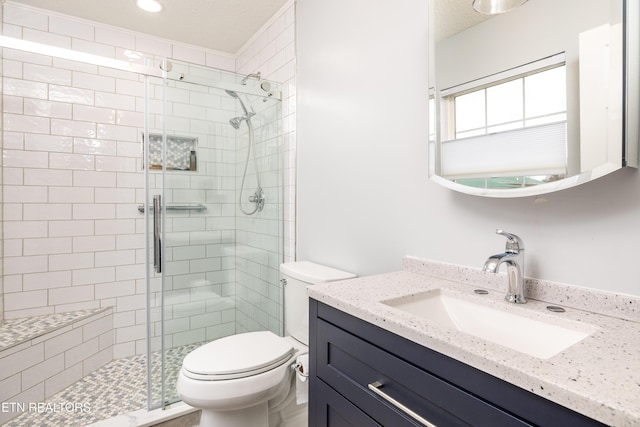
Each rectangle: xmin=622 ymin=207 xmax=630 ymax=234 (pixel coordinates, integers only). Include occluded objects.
xmin=248 ymin=188 xmax=265 ymax=211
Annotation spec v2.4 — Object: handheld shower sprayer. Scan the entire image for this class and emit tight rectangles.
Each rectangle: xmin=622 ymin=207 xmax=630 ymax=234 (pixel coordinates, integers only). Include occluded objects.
xmin=225 ymin=90 xmax=256 ymax=129
xmin=225 ymin=89 xmax=264 ymax=215
xmin=229 ymin=116 xmax=243 ymax=130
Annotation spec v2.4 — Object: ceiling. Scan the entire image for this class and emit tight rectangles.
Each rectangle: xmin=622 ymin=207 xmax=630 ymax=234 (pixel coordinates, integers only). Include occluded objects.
xmin=435 ymin=0 xmax=492 ymax=42
xmin=11 ymin=0 xmax=290 ymax=55
xmin=10 ymin=0 xmax=486 ymax=55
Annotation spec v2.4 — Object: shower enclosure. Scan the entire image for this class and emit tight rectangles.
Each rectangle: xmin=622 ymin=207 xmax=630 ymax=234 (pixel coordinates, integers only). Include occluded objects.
xmin=144 ymin=60 xmax=285 ymax=409
xmin=0 ymin=30 xmax=285 ymax=421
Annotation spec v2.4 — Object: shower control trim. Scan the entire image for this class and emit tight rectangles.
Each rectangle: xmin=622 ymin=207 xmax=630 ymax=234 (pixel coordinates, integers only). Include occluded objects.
xmin=249 ymin=187 xmax=265 ymax=212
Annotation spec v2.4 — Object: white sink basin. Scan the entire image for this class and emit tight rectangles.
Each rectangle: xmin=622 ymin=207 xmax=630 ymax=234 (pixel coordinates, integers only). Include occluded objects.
xmin=383 ymin=289 xmax=593 ymax=359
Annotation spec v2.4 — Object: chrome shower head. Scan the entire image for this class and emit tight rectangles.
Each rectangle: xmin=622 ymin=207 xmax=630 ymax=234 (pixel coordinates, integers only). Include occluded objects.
xmin=226 ymin=90 xmax=243 ymax=128
xmin=229 ymin=113 xmax=255 ymax=129
xmin=225 ymin=89 xmax=254 ymax=126
xmin=225 ymin=89 xmax=251 ymax=117
xmin=229 ymin=116 xmax=243 ymax=129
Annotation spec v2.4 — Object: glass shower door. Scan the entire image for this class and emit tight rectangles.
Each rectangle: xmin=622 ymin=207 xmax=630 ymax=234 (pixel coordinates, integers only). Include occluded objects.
xmin=144 ymin=69 xmax=167 ymax=410
xmin=145 ymin=58 xmax=284 ymax=410
xmin=145 ymin=61 xmax=241 ymax=408
xmin=158 ymin=72 xmax=239 ymax=405
xmin=145 ymin=64 xmax=218 ymax=409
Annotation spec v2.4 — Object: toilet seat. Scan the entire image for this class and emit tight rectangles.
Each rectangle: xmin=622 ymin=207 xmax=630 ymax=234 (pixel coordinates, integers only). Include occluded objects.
xmin=182 ymin=331 xmax=294 ymax=381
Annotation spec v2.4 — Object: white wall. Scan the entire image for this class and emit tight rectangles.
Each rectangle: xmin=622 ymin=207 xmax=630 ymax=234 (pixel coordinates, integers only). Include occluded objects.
xmin=296 ymin=0 xmax=640 ymax=297
xmin=1 ymin=1 xmax=296 ymax=358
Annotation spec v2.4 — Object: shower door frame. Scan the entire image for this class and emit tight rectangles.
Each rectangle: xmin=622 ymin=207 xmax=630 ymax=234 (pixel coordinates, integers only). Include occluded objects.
xmin=143 ymin=67 xmax=167 ymax=410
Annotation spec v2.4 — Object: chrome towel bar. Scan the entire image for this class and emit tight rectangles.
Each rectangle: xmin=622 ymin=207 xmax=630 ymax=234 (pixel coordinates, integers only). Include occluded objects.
xmin=137 ymin=203 xmax=207 ymax=213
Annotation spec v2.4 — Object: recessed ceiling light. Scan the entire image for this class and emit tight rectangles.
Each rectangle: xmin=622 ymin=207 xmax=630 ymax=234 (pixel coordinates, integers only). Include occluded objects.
xmin=136 ymin=0 xmax=163 ymax=13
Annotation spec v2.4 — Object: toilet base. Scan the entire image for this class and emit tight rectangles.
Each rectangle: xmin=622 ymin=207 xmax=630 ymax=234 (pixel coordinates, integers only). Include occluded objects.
xmin=200 ymin=402 xmax=268 ymax=427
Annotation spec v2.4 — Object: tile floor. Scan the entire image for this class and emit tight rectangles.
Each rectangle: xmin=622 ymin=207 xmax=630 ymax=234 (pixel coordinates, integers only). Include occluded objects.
xmin=5 ymin=344 xmax=200 ymax=427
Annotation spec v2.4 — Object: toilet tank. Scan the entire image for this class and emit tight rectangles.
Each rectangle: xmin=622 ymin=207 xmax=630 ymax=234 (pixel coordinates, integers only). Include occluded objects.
xmin=280 ymin=261 xmax=356 ymax=345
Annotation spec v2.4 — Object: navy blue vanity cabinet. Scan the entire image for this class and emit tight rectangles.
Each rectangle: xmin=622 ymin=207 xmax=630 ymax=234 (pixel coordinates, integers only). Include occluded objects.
xmin=309 ymin=299 xmax=607 ymax=427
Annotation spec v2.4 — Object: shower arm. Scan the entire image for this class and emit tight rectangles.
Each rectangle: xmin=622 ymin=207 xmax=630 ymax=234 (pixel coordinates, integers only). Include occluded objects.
xmin=241 ymin=72 xmax=261 ymax=85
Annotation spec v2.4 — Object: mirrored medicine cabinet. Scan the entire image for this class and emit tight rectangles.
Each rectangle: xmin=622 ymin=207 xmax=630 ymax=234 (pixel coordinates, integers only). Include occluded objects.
xmin=428 ymin=0 xmax=639 ymax=197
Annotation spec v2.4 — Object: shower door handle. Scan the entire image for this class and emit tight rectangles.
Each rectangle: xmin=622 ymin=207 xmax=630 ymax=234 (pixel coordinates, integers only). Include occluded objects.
xmin=153 ymin=195 xmax=162 ymax=273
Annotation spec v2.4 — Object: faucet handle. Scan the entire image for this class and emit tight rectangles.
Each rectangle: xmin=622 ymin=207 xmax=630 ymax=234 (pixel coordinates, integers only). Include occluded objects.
xmin=496 ymin=229 xmax=524 ymax=252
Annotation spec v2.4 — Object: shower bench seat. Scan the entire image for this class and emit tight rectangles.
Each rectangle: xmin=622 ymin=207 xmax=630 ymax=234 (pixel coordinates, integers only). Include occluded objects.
xmin=0 ymin=307 xmax=114 ymax=425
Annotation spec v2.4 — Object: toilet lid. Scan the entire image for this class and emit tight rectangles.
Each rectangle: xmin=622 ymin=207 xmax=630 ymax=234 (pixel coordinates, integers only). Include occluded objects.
xmin=182 ymin=331 xmax=294 ymax=380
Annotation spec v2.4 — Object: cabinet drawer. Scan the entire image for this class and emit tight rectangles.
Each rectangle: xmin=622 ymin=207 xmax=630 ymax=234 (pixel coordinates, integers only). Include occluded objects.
xmin=315 ymin=379 xmax=382 ymax=426
xmin=317 ymin=318 xmax=531 ymax=427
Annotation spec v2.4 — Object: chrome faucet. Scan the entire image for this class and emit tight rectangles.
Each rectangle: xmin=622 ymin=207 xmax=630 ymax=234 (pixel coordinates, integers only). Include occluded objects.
xmin=483 ymin=230 xmax=527 ymax=304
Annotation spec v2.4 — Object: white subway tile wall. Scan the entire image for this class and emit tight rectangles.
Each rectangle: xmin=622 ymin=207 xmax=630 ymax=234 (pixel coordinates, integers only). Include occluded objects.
xmin=233 ymin=3 xmax=296 ymax=334
xmin=2 ymin=1 xmax=296 ymax=357
xmin=239 ymin=3 xmax=296 ymax=266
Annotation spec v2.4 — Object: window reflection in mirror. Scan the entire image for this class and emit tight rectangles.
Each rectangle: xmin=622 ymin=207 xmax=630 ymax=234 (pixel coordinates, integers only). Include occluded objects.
xmin=450 ymin=64 xmax=567 ymax=139
xmin=442 ymin=56 xmax=568 ymax=188
xmin=429 ymin=0 xmax=635 ymax=196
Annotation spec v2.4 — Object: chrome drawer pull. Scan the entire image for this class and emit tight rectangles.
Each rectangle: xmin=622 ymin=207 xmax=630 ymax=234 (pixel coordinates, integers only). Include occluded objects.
xmin=368 ymin=381 xmax=438 ymax=427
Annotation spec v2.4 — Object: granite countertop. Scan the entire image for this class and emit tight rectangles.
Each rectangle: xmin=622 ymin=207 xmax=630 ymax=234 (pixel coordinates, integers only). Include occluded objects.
xmin=307 ymin=257 xmax=640 ymax=427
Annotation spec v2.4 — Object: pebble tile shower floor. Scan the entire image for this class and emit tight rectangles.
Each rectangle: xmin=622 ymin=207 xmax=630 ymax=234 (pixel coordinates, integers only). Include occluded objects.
xmin=5 ymin=344 xmax=200 ymax=427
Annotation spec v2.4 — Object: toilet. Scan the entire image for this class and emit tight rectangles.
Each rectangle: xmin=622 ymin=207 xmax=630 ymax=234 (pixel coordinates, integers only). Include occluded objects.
xmin=176 ymin=261 xmax=356 ymax=427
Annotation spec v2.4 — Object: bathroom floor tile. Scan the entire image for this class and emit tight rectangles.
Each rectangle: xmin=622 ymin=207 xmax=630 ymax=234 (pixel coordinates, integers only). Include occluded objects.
xmin=6 ymin=343 xmax=200 ymax=427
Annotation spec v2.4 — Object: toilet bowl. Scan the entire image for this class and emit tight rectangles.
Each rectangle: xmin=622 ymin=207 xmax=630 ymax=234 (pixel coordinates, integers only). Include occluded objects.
xmin=176 ymin=261 xmax=356 ymax=427
xmin=177 ymin=331 xmax=298 ymax=426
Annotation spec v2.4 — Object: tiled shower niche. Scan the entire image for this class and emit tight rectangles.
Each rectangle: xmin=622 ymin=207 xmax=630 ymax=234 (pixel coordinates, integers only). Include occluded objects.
xmin=146 ymin=134 xmax=198 ymax=171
